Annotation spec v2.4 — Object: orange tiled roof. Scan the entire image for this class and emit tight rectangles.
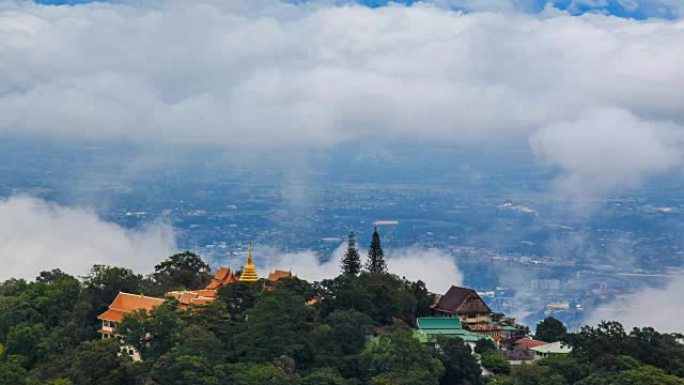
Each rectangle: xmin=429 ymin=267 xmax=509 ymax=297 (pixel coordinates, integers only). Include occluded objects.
xmin=97 ymin=308 xmax=126 ymax=322
xmin=268 ymin=270 xmax=292 ymax=282
xmin=166 ymin=290 xmax=216 ymax=306
xmin=191 ymin=297 xmax=214 ymax=306
xmin=196 ymin=289 xmax=218 ymax=297
xmin=98 ymin=292 xmax=165 ymax=322
xmin=205 ymin=267 xmax=236 ymax=290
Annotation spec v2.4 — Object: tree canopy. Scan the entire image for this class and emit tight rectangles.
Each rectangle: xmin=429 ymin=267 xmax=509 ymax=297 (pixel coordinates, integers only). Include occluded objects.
xmin=0 ymin=249 xmax=682 ymax=385
xmin=366 ymin=227 xmax=387 ymax=274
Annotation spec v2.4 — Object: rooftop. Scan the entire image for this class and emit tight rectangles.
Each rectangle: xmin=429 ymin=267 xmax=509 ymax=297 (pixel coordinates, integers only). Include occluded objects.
xmin=98 ymin=292 xmax=165 ymax=322
xmin=417 ymin=316 xmax=462 ymax=330
xmin=531 ymin=341 xmax=573 ymax=354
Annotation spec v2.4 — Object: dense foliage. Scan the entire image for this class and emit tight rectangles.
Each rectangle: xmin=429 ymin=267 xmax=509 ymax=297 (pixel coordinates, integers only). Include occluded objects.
xmin=0 ymin=249 xmax=682 ymax=385
xmin=535 ymin=317 xmax=568 ymax=343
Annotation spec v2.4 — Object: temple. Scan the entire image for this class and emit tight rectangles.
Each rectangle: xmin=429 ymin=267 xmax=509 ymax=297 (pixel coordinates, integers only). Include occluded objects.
xmin=268 ymin=269 xmax=293 ymax=282
xmin=238 ymin=246 xmax=259 ymax=282
xmin=97 ymin=245 xmax=290 ymax=360
xmin=97 ymin=293 xmax=165 ymax=360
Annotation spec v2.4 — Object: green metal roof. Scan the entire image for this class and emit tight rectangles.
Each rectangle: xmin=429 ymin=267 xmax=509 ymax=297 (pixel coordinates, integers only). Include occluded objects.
xmin=416 ymin=316 xmax=462 ymax=330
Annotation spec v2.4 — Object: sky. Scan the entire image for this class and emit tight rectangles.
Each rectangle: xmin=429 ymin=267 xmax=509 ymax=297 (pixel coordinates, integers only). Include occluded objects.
xmin=1 ymin=0 xmax=684 ymax=328
xmin=29 ymin=0 xmax=684 ymax=19
xmin=1 ymin=0 xmax=683 ymax=199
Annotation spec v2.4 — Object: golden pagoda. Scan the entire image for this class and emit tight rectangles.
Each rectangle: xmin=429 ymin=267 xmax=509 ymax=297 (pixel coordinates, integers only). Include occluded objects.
xmin=239 ymin=245 xmax=259 ymax=282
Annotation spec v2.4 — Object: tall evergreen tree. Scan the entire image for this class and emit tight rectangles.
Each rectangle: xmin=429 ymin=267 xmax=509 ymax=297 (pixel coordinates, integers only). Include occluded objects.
xmin=341 ymin=231 xmax=361 ymax=276
xmin=366 ymin=227 xmax=387 ymax=274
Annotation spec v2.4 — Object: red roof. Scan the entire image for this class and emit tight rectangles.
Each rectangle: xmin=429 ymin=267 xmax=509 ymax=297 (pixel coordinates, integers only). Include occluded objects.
xmin=196 ymin=289 xmax=217 ymax=297
xmin=205 ymin=267 xmax=236 ymax=290
xmin=515 ymin=339 xmax=547 ymax=349
xmin=98 ymin=292 xmax=164 ymax=322
xmin=97 ymin=308 xmax=126 ymax=322
xmin=268 ymin=270 xmax=292 ymax=282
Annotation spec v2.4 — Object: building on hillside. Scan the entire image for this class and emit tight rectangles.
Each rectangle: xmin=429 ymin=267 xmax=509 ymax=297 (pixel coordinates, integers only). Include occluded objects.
xmin=467 ymin=323 xmax=524 ymax=342
xmin=165 ymin=290 xmax=216 ymax=306
xmin=97 ymin=292 xmax=165 ymax=361
xmin=268 ymin=270 xmax=293 ymax=282
xmin=501 ymin=338 xmax=547 ymax=364
xmin=206 ymin=267 xmax=237 ymax=290
xmin=414 ymin=316 xmax=493 ymax=351
xmin=432 ymin=286 xmax=492 ymax=325
xmin=513 ymin=338 xmax=547 ymax=351
xmin=530 ymin=341 xmax=572 ymax=360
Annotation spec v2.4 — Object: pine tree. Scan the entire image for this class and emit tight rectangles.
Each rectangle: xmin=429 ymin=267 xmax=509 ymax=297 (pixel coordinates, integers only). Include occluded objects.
xmin=366 ymin=227 xmax=387 ymax=274
xmin=341 ymin=231 xmax=361 ymax=276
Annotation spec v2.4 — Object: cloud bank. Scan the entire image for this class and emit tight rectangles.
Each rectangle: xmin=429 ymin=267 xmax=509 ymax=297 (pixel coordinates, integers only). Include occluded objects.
xmin=0 ymin=196 xmax=176 ymax=280
xmin=1 ymin=0 xmax=684 ymax=196
xmin=530 ymin=107 xmax=684 ymax=198
xmin=585 ymin=276 xmax=684 ymax=333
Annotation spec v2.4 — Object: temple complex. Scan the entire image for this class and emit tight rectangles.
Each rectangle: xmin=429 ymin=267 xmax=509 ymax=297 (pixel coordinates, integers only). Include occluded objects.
xmin=97 ymin=246 xmax=290 ymax=360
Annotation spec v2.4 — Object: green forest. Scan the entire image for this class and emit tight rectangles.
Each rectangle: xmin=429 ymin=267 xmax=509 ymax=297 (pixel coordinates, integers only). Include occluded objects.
xmin=1 ymin=238 xmax=683 ymax=385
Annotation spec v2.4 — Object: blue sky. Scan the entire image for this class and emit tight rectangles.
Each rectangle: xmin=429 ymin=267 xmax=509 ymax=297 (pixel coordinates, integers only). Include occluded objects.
xmin=32 ymin=0 xmax=680 ymax=19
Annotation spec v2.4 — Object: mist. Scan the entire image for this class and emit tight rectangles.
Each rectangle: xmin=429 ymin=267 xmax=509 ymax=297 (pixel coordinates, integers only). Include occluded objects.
xmin=0 ymin=195 xmax=176 ymax=280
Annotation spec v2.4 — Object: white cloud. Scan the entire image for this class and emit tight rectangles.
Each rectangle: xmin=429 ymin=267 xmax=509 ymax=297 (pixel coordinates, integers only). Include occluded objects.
xmin=585 ymin=276 xmax=684 ymax=333
xmin=1 ymin=0 xmax=684 ymax=195
xmin=386 ymin=248 xmax=464 ymax=293
xmin=529 ymin=107 xmax=684 ymax=199
xmin=0 ymin=195 xmax=176 ymax=280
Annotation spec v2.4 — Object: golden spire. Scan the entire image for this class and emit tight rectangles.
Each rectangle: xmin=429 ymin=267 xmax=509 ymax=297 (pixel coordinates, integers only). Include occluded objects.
xmin=239 ymin=243 xmax=259 ymax=282
xmin=247 ymin=245 xmax=254 ymax=265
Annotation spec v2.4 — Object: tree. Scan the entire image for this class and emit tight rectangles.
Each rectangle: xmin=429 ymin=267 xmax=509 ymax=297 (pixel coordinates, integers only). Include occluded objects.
xmin=538 ymin=354 xmax=590 ymax=384
xmin=366 ymin=228 xmax=387 ymax=274
xmin=362 ymin=323 xmax=444 ymax=384
xmin=234 ymin=289 xmax=313 ymax=364
xmin=150 ymin=327 xmax=224 ymax=385
xmin=153 ymin=251 xmax=211 ymax=290
xmin=480 ymin=350 xmax=511 ymax=375
xmin=341 ymin=231 xmax=362 ymax=276
xmin=437 ymin=337 xmax=482 ymax=385
xmin=36 ymin=269 xmax=71 ymax=283
xmin=568 ymin=321 xmax=627 ymax=360
xmin=325 ymin=309 xmax=373 ymax=356
xmin=535 ymin=317 xmax=567 ymax=342
xmin=500 ymin=364 xmax=567 ymax=385
xmin=118 ymin=300 xmax=183 ymax=361
xmin=5 ymin=322 xmax=47 ymax=366
xmin=69 ymin=339 xmax=135 ymax=385
xmin=615 ymin=365 xmax=684 ymax=385
xmin=0 ymin=355 xmax=28 ymax=385
xmin=216 ymin=363 xmax=294 ymax=385
xmin=302 ymin=368 xmax=349 ymax=385
xmin=84 ymin=265 xmax=144 ymax=308
xmin=474 ymin=338 xmax=497 ymax=354
xmin=217 ymin=282 xmax=260 ymax=317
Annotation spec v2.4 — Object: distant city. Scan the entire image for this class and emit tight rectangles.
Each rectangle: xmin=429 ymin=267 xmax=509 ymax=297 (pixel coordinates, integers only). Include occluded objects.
xmin=2 ymin=136 xmax=683 ymax=327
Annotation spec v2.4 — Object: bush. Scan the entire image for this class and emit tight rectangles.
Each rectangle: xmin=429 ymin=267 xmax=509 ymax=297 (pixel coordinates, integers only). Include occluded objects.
xmin=481 ymin=350 xmax=511 ymax=375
